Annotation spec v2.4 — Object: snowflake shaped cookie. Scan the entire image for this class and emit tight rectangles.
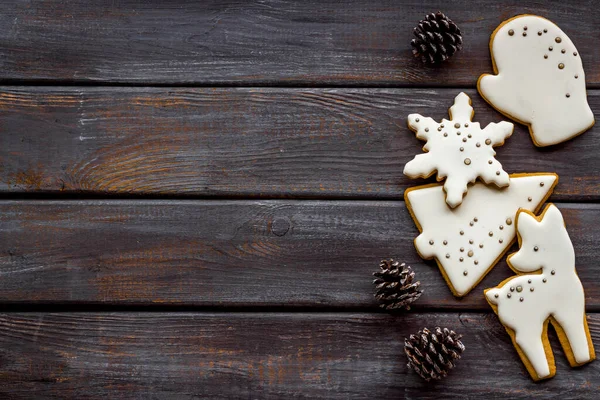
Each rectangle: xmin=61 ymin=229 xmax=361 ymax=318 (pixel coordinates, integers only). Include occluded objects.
xmin=404 ymin=92 xmax=514 ymax=208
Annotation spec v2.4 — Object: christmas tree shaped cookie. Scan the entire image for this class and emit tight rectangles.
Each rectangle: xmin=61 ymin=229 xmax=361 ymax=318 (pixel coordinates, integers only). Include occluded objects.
xmin=485 ymin=204 xmax=595 ymax=380
xmin=405 ymin=92 xmax=514 ymax=208
xmin=478 ymin=15 xmax=594 ymax=147
xmin=405 ymin=174 xmax=557 ymax=297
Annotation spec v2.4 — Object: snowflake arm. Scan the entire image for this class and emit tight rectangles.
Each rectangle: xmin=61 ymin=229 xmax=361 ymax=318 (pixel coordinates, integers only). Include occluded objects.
xmin=404 ymin=153 xmax=437 ymax=179
xmin=404 ymin=92 xmax=514 ymax=208
xmin=449 ymin=92 xmax=474 ymax=122
xmin=482 ymin=121 xmax=514 ymax=146
xmin=407 ymin=114 xmax=437 ymax=141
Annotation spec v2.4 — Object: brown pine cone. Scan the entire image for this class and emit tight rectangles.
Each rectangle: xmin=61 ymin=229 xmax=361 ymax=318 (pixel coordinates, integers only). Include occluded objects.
xmin=405 ymin=327 xmax=465 ymax=381
xmin=373 ymin=259 xmax=423 ymax=311
xmin=411 ymin=11 xmax=463 ymax=64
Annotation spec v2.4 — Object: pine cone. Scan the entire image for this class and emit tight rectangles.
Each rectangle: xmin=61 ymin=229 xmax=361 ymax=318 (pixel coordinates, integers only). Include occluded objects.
xmin=373 ymin=259 xmax=423 ymax=311
xmin=405 ymin=327 xmax=465 ymax=381
xmin=411 ymin=12 xmax=462 ymax=64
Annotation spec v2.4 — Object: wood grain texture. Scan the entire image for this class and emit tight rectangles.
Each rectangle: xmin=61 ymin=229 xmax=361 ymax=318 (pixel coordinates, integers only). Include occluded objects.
xmin=0 ymin=1 xmax=599 ymax=86
xmin=0 ymin=312 xmax=598 ymax=399
xmin=1 ymin=87 xmax=599 ymax=200
xmin=1 ymin=200 xmax=598 ymax=309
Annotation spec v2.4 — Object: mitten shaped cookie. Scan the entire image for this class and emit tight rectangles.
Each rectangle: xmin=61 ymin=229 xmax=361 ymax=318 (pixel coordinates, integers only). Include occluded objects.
xmin=478 ymin=15 xmax=594 ymax=147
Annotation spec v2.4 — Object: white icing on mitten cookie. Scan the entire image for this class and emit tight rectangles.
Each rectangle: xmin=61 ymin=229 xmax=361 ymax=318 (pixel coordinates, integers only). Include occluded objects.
xmin=405 ymin=173 xmax=557 ymax=297
xmin=405 ymin=92 xmax=514 ymax=208
xmin=485 ymin=204 xmax=595 ymax=381
xmin=479 ymin=15 xmax=594 ymax=147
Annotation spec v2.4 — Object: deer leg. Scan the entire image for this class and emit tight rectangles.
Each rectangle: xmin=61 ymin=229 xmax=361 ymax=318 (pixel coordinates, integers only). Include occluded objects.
xmin=553 ymin=307 xmax=592 ymax=365
xmin=515 ymin=325 xmax=551 ymax=379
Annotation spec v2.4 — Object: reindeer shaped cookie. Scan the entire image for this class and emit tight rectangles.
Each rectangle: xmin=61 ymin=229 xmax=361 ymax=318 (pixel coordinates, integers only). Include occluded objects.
xmin=485 ymin=204 xmax=595 ymax=380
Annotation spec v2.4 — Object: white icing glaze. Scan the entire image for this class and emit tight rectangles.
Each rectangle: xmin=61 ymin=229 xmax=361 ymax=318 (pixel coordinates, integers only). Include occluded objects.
xmin=405 ymin=174 xmax=557 ymax=297
xmin=479 ymin=15 xmax=594 ymax=147
xmin=485 ymin=204 xmax=593 ymax=380
xmin=405 ymin=92 xmax=514 ymax=208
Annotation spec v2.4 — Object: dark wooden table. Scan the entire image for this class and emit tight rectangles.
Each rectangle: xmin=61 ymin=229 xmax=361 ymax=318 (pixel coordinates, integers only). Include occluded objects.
xmin=0 ymin=1 xmax=599 ymax=398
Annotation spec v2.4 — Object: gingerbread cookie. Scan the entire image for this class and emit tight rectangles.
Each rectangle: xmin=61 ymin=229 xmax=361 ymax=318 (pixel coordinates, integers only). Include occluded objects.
xmin=405 ymin=173 xmax=557 ymax=297
xmin=405 ymin=92 xmax=513 ymax=208
xmin=485 ymin=204 xmax=595 ymax=380
xmin=478 ymin=15 xmax=594 ymax=147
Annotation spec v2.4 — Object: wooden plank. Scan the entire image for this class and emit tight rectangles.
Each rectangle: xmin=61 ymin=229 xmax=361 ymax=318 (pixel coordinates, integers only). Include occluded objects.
xmin=0 ymin=1 xmax=599 ymax=86
xmin=1 ymin=200 xmax=598 ymax=309
xmin=0 ymin=312 xmax=598 ymax=398
xmin=1 ymin=87 xmax=599 ymax=200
